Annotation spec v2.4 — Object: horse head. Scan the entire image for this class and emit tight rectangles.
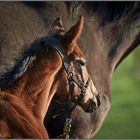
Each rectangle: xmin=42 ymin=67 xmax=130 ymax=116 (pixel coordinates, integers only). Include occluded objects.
xmin=47 ymin=16 xmax=100 ymax=113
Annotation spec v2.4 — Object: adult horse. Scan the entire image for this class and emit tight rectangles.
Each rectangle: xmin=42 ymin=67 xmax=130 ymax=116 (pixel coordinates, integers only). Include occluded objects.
xmin=0 ymin=1 xmax=140 ymax=138
xmin=0 ymin=14 xmax=99 ymax=138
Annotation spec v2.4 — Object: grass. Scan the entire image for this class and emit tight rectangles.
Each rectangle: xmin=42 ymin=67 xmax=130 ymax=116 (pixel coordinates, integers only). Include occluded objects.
xmin=95 ymin=47 xmax=140 ymax=139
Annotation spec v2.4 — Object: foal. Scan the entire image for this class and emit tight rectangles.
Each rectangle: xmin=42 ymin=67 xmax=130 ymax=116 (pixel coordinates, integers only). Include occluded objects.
xmin=0 ymin=16 xmax=99 ymax=138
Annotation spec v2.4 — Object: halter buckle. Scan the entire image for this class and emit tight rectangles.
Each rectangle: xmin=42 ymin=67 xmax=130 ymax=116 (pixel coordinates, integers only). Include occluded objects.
xmin=63 ymin=117 xmax=72 ymax=134
xmin=67 ymin=71 xmax=73 ymax=80
xmin=81 ymin=86 xmax=86 ymax=93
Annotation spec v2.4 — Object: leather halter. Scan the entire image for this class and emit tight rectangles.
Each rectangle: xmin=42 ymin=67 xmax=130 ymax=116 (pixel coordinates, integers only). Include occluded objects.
xmin=43 ymin=37 xmax=91 ymax=105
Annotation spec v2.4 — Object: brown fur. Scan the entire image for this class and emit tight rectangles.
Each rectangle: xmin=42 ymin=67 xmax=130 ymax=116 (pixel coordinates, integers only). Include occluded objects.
xmin=0 ymin=46 xmax=62 ymax=138
xmin=0 ymin=19 xmax=65 ymax=138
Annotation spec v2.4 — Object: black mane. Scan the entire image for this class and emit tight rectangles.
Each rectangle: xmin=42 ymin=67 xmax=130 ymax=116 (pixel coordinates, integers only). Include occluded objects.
xmin=0 ymin=37 xmax=46 ymax=88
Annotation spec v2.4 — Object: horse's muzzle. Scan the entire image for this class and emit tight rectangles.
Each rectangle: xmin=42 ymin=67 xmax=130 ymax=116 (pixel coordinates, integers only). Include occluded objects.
xmin=84 ymin=96 xmax=101 ymax=113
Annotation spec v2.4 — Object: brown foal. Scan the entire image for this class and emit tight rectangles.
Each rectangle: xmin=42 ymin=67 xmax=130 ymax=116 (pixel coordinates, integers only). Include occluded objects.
xmin=0 ymin=16 xmax=99 ymax=138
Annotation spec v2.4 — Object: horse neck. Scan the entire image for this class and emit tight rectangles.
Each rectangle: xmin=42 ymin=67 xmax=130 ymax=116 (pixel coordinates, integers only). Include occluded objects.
xmin=7 ymin=46 xmax=62 ymax=122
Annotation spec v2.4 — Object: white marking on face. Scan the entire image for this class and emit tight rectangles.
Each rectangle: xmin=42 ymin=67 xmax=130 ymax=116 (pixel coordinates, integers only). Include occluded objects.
xmin=74 ymin=57 xmax=98 ymax=104
xmin=83 ymin=79 xmax=98 ymax=106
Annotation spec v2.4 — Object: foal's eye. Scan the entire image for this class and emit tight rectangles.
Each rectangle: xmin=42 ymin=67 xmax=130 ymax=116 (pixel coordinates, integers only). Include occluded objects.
xmin=77 ymin=59 xmax=86 ymax=66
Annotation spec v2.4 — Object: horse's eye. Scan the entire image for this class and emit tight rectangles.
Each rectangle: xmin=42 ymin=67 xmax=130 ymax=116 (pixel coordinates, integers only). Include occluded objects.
xmin=77 ymin=59 xmax=86 ymax=66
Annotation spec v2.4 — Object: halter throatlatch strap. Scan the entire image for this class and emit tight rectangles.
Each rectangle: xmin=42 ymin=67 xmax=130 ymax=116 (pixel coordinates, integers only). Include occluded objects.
xmin=56 ymin=76 xmax=73 ymax=139
xmin=45 ymin=40 xmax=73 ymax=138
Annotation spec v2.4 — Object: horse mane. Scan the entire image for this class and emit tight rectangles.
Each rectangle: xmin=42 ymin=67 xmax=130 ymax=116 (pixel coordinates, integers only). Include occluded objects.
xmin=0 ymin=37 xmax=46 ymax=88
xmin=0 ymin=25 xmax=65 ymax=88
xmin=68 ymin=1 xmax=138 ymax=26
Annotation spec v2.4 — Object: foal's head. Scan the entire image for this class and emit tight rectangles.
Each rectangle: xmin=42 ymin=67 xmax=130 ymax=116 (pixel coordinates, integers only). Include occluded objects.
xmin=47 ymin=16 xmax=100 ymax=113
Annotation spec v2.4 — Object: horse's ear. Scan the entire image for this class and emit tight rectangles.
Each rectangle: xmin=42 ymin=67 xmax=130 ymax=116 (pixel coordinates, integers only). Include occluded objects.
xmin=52 ymin=17 xmax=64 ymax=29
xmin=63 ymin=16 xmax=84 ymax=54
xmin=64 ymin=16 xmax=84 ymax=44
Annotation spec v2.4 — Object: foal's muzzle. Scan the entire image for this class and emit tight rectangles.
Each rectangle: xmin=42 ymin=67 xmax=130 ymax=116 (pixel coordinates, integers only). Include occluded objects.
xmin=84 ymin=95 xmax=101 ymax=113
xmin=72 ymin=76 xmax=101 ymax=113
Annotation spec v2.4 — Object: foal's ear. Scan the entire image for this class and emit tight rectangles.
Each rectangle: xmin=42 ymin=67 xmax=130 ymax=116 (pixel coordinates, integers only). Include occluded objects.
xmin=64 ymin=16 xmax=84 ymax=44
xmin=63 ymin=16 xmax=84 ymax=54
xmin=52 ymin=17 xmax=64 ymax=29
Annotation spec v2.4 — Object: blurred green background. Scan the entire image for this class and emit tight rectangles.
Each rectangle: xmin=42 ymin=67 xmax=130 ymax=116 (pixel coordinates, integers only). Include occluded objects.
xmin=95 ymin=47 xmax=140 ymax=139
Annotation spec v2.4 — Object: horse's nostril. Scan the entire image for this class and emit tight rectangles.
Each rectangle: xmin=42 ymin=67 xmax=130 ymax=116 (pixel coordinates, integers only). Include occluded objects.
xmin=88 ymin=99 xmax=97 ymax=110
xmin=91 ymin=101 xmax=96 ymax=110
xmin=84 ymin=98 xmax=100 ymax=113
xmin=96 ymin=95 xmax=101 ymax=107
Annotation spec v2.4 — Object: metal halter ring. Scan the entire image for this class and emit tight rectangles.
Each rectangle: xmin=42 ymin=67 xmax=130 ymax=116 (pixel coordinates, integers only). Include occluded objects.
xmin=81 ymin=86 xmax=86 ymax=93
xmin=67 ymin=72 xmax=73 ymax=80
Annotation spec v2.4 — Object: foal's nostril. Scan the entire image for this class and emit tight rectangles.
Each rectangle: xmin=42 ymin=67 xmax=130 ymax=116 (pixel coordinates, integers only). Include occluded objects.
xmin=84 ymin=96 xmax=100 ymax=112
xmin=96 ymin=95 xmax=101 ymax=107
xmin=87 ymin=99 xmax=97 ymax=111
xmin=90 ymin=101 xmax=97 ymax=110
